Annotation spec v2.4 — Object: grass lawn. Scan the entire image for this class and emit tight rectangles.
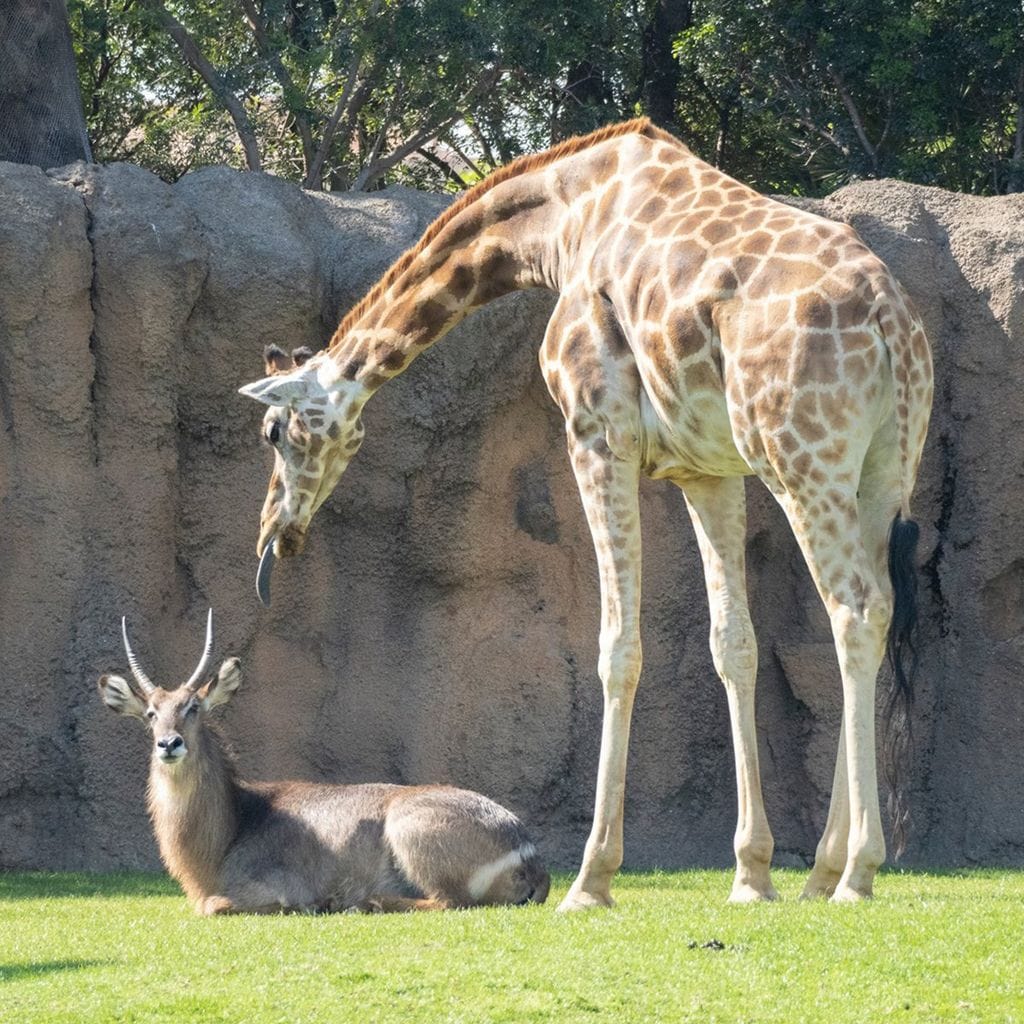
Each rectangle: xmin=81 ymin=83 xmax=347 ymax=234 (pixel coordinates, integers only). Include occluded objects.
xmin=1 ymin=869 xmax=1021 ymax=1023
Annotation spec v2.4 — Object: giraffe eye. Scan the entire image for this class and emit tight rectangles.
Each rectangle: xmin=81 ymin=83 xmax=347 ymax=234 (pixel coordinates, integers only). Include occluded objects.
xmin=266 ymin=421 xmax=282 ymax=445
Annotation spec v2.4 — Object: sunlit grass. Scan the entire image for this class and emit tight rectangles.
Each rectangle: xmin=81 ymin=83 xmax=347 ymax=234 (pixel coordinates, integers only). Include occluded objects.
xmin=1 ymin=869 xmax=1021 ymax=1023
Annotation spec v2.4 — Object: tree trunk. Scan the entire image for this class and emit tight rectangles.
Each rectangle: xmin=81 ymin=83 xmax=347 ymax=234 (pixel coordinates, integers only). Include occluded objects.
xmin=0 ymin=0 xmax=92 ymax=167
xmin=640 ymin=0 xmax=691 ymax=132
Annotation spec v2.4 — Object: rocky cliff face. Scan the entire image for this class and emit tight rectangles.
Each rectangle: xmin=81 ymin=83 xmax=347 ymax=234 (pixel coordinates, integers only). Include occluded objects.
xmin=1 ymin=159 xmax=1021 ymax=872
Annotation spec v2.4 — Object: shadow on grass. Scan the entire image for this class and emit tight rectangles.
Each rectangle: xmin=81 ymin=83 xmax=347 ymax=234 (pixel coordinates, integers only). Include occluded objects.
xmin=0 ymin=959 xmax=113 ymax=983
xmin=0 ymin=871 xmax=177 ymax=901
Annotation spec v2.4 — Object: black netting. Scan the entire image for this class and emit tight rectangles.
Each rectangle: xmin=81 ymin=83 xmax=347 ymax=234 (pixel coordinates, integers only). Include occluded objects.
xmin=0 ymin=0 xmax=92 ymax=168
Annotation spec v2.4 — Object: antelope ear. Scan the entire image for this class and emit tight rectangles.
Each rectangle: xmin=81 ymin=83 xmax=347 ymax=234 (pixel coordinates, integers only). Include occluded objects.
xmin=98 ymin=674 xmax=148 ymax=719
xmin=201 ymin=658 xmax=242 ymax=711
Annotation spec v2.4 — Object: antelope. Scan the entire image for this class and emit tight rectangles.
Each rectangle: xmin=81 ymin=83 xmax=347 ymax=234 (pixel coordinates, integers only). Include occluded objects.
xmin=97 ymin=609 xmax=550 ymax=915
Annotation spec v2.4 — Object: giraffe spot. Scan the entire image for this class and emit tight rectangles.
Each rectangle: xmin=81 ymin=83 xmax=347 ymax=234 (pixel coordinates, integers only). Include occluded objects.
xmin=739 ymin=207 xmax=768 ymax=231
xmin=754 ymin=388 xmax=789 ymax=431
xmin=440 ymin=209 xmax=484 ymax=251
xmin=731 ymin=254 xmax=765 ymax=289
xmin=595 ymin=183 xmax=623 ymax=224
xmin=417 ymin=298 xmax=451 ymax=337
xmin=820 ymin=438 xmax=848 ymax=464
xmin=633 ymin=165 xmax=668 ymax=192
xmin=684 ymin=361 xmax=719 ymax=391
xmin=379 ymin=346 xmax=407 ymax=371
xmin=702 ymin=220 xmax=736 ymax=245
xmin=477 ymin=249 xmax=517 ymax=298
xmin=796 ymin=332 xmax=840 ymax=384
xmin=667 ymin=308 xmax=707 ymax=359
xmin=822 ymin=517 xmax=839 ymax=538
xmin=662 ymin=168 xmax=693 ymax=193
xmin=585 ymin=146 xmax=620 ymax=181
xmin=822 ymin=387 xmax=855 ymax=431
xmin=643 ymin=285 xmax=667 ymax=323
xmin=844 ymin=352 xmax=871 ymax=385
xmin=341 ymin=358 xmax=364 ymax=381
xmin=775 ymin=227 xmax=819 ymax=255
xmin=298 ymin=473 xmax=321 ymax=492
xmin=835 ymin=292 xmax=871 ymax=326
xmin=791 ymin=392 xmax=827 ymax=443
xmin=737 ymin=229 xmax=773 ymax=255
xmin=841 ymin=327 xmax=876 ymax=353
xmin=792 ymin=451 xmax=812 ymax=478
xmin=636 ymin=196 xmax=668 ymax=222
xmin=808 ymin=466 xmax=827 ymax=486
xmin=777 ymin=430 xmax=799 ymax=454
xmin=327 ymin=422 xmax=340 ymax=440
xmin=751 ymin=260 xmax=824 ymax=300
xmin=811 ymin=237 xmax=840 ymax=266
xmin=445 ymin=263 xmax=476 ymax=301
xmin=794 ymin=294 xmax=835 ymax=330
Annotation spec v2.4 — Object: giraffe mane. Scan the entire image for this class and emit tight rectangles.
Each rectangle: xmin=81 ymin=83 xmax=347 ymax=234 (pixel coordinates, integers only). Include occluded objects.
xmin=327 ymin=117 xmax=683 ymax=351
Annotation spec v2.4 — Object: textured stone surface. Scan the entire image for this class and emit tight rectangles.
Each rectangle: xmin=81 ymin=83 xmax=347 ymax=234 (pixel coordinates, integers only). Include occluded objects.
xmin=0 ymin=160 xmax=1021 ymax=873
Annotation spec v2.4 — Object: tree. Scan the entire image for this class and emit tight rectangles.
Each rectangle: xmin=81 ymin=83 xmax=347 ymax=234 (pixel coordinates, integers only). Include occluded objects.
xmin=0 ymin=0 xmax=92 ymax=167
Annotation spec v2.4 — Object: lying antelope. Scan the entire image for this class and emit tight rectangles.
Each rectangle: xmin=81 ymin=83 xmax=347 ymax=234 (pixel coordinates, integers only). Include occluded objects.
xmin=97 ymin=609 xmax=549 ymax=915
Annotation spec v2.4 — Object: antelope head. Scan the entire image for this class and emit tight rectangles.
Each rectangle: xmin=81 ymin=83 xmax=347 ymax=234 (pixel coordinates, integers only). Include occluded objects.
xmin=97 ymin=609 xmax=241 ymax=767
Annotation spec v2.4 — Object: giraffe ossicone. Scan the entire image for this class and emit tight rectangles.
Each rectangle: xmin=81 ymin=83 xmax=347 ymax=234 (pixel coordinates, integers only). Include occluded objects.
xmin=239 ymin=118 xmax=933 ymax=910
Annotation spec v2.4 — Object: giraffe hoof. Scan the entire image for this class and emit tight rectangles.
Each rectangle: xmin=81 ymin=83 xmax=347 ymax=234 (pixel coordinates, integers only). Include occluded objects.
xmin=829 ymin=883 xmax=872 ymax=903
xmin=728 ymin=882 xmax=778 ymax=903
xmin=801 ymin=868 xmax=841 ymax=899
xmin=557 ymin=889 xmax=615 ymax=913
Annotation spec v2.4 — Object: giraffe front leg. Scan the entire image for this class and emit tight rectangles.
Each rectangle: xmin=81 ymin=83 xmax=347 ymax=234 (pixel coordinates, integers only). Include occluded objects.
xmin=558 ymin=435 xmax=642 ymax=913
xmin=683 ymin=476 xmax=776 ymax=903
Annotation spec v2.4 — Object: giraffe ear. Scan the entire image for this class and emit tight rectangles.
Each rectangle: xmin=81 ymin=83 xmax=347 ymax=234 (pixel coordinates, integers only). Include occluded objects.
xmin=238 ymin=373 xmax=311 ymax=407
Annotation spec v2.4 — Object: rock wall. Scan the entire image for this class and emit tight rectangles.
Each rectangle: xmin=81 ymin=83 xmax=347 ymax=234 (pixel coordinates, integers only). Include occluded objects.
xmin=1 ymin=159 xmax=1022 ymax=873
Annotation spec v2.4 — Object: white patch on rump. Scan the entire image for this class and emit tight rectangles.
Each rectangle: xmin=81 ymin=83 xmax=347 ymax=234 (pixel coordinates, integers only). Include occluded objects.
xmin=467 ymin=843 xmax=536 ymax=900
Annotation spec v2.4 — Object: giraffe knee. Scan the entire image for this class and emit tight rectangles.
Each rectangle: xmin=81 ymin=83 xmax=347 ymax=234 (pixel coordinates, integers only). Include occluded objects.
xmin=710 ymin=617 xmax=757 ymax=684
xmin=598 ymin=636 xmax=642 ymax=692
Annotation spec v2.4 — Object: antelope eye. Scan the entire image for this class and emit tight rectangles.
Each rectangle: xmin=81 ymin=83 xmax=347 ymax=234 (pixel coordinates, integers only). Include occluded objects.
xmin=145 ymin=709 xmax=157 ymax=721
xmin=266 ymin=421 xmax=282 ymax=445
xmin=183 ymin=701 xmax=198 ymax=717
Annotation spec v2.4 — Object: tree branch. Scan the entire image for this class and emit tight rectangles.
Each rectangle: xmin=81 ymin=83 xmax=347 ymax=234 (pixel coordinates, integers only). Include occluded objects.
xmin=828 ymin=65 xmax=878 ymax=174
xmin=140 ymin=0 xmax=262 ymax=171
xmin=237 ymin=0 xmax=314 ymax=173
xmin=351 ymin=66 xmax=500 ymax=191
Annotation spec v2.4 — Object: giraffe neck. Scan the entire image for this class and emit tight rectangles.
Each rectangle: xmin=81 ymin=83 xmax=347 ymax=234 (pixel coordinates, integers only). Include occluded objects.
xmin=323 ymin=179 xmax=560 ymax=395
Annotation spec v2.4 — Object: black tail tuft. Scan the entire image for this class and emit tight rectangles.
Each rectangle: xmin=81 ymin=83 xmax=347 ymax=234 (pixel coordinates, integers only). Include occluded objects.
xmin=884 ymin=513 xmax=920 ymax=859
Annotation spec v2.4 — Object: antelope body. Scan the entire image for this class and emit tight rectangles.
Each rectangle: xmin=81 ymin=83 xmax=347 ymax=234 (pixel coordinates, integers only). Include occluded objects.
xmin=98 ymin=611 xmax=549 ymax=915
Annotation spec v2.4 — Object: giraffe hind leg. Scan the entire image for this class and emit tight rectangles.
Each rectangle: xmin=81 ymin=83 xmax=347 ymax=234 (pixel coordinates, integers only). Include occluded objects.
xmin=777 ymin=469 xmax=896 ymax=901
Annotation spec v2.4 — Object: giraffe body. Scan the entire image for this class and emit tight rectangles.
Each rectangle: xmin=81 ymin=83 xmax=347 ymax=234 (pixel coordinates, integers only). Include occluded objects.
xmin=240 ymin=120 xmax=933 ymax=909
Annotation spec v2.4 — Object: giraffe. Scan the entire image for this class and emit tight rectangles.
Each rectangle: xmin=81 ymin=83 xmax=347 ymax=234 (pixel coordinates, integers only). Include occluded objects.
xmin=239 ymin=118 xmax=933 ymax=911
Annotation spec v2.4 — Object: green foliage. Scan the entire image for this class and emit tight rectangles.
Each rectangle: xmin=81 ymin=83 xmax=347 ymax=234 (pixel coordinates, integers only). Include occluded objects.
xmin=2 ymin=869 xmax=1023 ymax=1022
xmin=67 ymin=0 xmax=1024 ymax=194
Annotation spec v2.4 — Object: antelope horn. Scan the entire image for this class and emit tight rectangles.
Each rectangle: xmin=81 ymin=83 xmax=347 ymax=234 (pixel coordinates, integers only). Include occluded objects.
xmin=184 ymin=608 xmax=215 ymax=691
xmin=121 ymin=617 xmax=157 ymax=695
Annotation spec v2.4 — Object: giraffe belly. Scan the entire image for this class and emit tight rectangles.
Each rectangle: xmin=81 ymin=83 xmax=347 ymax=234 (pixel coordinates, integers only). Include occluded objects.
xmin=638 ymin=385 xmax=752 ymax=482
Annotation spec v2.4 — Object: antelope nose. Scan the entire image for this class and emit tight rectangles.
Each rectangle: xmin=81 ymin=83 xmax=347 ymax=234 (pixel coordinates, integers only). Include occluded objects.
xmin=157 ymin=734 xmax=183 ymax=754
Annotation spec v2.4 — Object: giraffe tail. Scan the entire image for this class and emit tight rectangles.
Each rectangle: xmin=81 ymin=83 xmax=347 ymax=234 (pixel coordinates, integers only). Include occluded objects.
xmin=877 ymin=294 xmax=930 ymax=860
xmin=884 ymin=513 xmax=919 ymax=858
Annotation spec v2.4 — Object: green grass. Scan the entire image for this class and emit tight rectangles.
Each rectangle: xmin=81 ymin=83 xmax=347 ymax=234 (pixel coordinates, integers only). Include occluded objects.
xmin=1 ymin=869 xmax=1021 ymax=1023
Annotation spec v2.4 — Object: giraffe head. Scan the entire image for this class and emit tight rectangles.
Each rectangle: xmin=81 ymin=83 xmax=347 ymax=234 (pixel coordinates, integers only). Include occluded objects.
xmin=238 ymin=345 xmax=367 ymax=603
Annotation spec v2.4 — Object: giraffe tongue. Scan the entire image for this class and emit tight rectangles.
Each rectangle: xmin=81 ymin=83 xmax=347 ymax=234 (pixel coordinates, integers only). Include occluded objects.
xmin=256 ymin=543 xmax=275 ymax=607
